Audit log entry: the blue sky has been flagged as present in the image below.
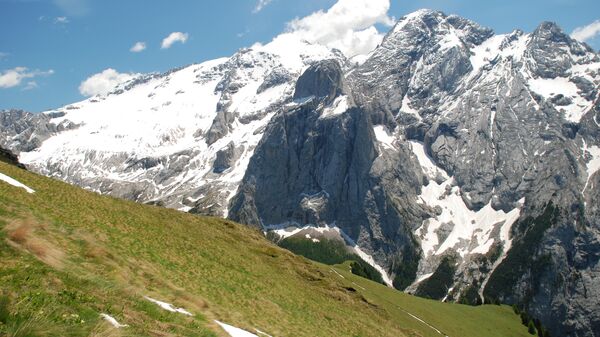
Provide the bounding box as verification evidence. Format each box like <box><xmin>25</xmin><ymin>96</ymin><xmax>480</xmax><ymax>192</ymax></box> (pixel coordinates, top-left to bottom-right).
<box><xmin>1</xmin><ymin>0</ymin><xmax>599</xmax><ymax>112</ymax></box>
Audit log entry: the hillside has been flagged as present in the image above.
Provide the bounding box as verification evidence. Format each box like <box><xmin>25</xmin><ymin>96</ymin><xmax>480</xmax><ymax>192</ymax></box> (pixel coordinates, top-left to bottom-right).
<box><xmin>0</xmin><ymin>161</ymin><xmax>530</xmax><ymax>337</ymax></box>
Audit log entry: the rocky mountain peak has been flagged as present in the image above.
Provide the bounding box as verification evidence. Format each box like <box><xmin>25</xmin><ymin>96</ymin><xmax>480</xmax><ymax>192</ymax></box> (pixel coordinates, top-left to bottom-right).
<box><xmin>531</xmin><ymin>21</ymin><xmax>570</xmax><ymax>43</ymax></box>
<box><xmin>386</xmin><ymin>9</ymin><xmax>492</xmax><ymax>49</ymax></box>
<box><xmin>526</xmin><ymin>20</ymin><xmax>598</xmax><ymax>78</ymax></box>
<box><xmin>293</xmin><ymin>59</ymin><xmax>346</xmax><ymax>104</ymax></box>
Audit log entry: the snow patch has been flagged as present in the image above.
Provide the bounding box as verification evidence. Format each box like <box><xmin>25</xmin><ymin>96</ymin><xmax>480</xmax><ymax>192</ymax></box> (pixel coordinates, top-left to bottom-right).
<box><xmin>100</xmin><ymin>314</ymin><xmax>128</xmax><ymax>328</ymax></box>
<box><xmin>416</xmin><ymin>272</ymin><xmax>434</xmax><ymax>284</ymax></box>
<box><xmin>144</xmin><ymin>297</ymin><xmax>193</xmax><ymax>316</ymax></box>
<box><xmin>399</xmin><ymin>308</ymin><xmax>447</xmax><ymax>336</ymax></box>
<box><xmin>0</xmin><ymin>172</ymin><xmax>35</xmax><ymax>193</ymax></box>
<box><xmin>528</xmin><ymin>76</ymin><xmax>592</xmax><ymax>123</ymax></box>
<box><xmin>582</xmin><ymin>141</ymin><xmax>600</xmax><ymax>194</ymax></box>
<box><xmin>413</xmin><ymin>157</ymin><xmax>525</xmax><ymax>266</ymax></box>
<box><xmin>321</xmin><ymin>95</ymin><xmax>349</xmax><ymax>118</ymax></box>
<box><xmin>409</xmin><ymin>141</ymin><xmax>449</xmax><ymax>181</ymax></box>
<box><xmin>416</xmin><ymin>177</ymin><xmax>522</xmax><ymax>258</ymax></box>
<box><xmin>438</xmin><ymin>30</ymin><xmax>461</xmax><ymax>51</ymax></box>
<box><xmin>373</xmin><ymin>126</ymin><xmax>396</xmax><ymax>151</ymax></box>
<box><xmin>215</xmin><ymin>320</ymin><xmax>260</xmax><ymax>337</ymax></box>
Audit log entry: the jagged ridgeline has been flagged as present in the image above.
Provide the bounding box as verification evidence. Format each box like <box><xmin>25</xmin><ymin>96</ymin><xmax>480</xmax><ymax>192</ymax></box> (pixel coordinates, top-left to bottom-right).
<box><xmin>1</xmin><ymin>9</ymin><xmax>600</xmax><ymax>337</ymax></box>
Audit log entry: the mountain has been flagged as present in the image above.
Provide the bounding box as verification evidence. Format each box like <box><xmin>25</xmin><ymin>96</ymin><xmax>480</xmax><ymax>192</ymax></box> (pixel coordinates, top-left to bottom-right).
<box><xmin>1</xmin><ymin>9</ymin><xmax>600</xmax><ymax>337</ymax></box>
<box><xmin>0</xmin><ymin>161</ymin><xmax>532</xmax><ymax>337</ymax></box>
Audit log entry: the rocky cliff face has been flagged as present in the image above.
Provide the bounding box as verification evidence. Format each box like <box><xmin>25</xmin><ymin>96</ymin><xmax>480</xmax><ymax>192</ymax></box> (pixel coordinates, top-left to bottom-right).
<box><xmin>1</xmin><ymin>9</ymin><xmax>600</xmax><ymax>336</ymax></box>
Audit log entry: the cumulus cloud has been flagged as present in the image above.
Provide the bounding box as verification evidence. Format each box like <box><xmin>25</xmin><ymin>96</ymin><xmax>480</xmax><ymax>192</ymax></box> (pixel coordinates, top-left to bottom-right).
<box><xmin>278</xmin><ymin>0</ymin><xmax>394</xmax><ymax>58</ymax></box>
<box><xmin>253</xmin><ymin>0</ymin><xmax>274</xmax><ymax>13</ymax></box>
<box><xmin>78</xmin><ymin>68</ymin><xmax>139</xmax><ymax>97</ymax></box>
<box><xmin>571</xmin><ymin>20</ymin><xmax>600</xmax><ymax>43</ymax></box>
<box><xmin>161</xmin><ymin>32</ymin><xmax>189</xmax><ymax>49</ymax></box>
<box><xmin>130</xmin><ymin>41</ymin><xmax>147</xmax><ymax>53</ymax></box>
<box><xmin>0</xmin><ymin>67</ymin><xmax>54</xmax><ymax>89</ymax></box>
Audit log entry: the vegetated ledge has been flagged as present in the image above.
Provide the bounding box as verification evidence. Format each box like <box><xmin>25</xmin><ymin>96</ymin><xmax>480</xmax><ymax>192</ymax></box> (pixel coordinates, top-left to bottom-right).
<box><xmin>276</xmin><ymin>235</ymin><xmax>385</xmax><ymax>285</ymax></box>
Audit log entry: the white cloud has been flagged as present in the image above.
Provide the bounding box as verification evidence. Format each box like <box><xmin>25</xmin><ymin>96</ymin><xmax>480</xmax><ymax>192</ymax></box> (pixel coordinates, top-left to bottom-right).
<box><xmin>54</xmin><ymin>16</ymin><xmax>69</xmax><ymax>24</ymax></box>
<box><xmin>571</xmin><ymin>20</ymin><xmax>600</xmax><ymax>43</ymax></box>
<box><xmin>161</xmin><ymin>32</ymin><xmax>189</xmax><ymax>49</ymax></box>
<box><xmin>253</xmin><ymin>0</ymin><xmax>273</xmax><ymax>13</ymax></box>
<box><xmin>23</xmin><ymin>81</ymin><xmax>38</xmax><ymax>91</ymax></box>
<box><xmin>0</xmin><ymin>67</ymin><xmax>54</xmax><ymax>89</ymax></box>
<box><xmin>279</xmin><ymin>0</ymin><xmax>394</xmax><ymax>58</ymax></box>
<box><xmin>130</xmin><ymin>42</ymin><xmax>147</xmax><ymax>53</ymax></box>
<box><xmin>78</xmin><ymin>68</ymin><xmax>139</xmax><ymax>97</ymax></box>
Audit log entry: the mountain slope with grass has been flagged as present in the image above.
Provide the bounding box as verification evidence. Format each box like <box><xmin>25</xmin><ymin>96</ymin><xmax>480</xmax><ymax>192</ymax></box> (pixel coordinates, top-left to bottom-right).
<box><xmin>0</xmin><ymin>161</ymin><xmax>530</xmax><ymax>337</ymax></box>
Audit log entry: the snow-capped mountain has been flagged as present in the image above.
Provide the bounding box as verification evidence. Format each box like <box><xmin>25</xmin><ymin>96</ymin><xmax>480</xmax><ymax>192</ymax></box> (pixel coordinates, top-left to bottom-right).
<box><xmin>2</xmin><ymin>36</ymin><xmax>343</xmax><ymax>217</ymax></box>
<box><xmin>2</xmin><ymin>9</ymin><xmax>600</xmax><ymax>337</ymax></box>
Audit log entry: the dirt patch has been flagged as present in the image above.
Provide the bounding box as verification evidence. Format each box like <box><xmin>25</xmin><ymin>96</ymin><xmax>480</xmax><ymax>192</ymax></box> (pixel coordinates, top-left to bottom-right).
<box><xmin>5</xmin><ymin>218</ymin><xmax>65</xmax><ymax>269</ymax></box>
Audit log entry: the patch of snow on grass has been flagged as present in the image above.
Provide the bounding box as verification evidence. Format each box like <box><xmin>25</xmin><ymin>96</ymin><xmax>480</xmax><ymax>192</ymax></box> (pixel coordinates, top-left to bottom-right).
<box><xmin>399</xmin><ymin>308</ymin><xmax>446</xmax><ymax>336</ymax></box>
<box><xmin>215</xmin><ymin>321</ymin><xmax>260</xmax><ymax>337</ymax></box>
<box><xmin>144</xmin><ymin>297</ymin><xmax>193</xmax><ymax>316</ymax></box>
<box><xmin>254</xmin><ymin>329</ymin><xmax>273</xmax><ymax>337</ymax></box>
<box><xmin>100</xmin><ymin>314</ymin><xmax>128</xmax><ymax>328</ymax></box>
<box><xmin>0</xmin><ymin>172</ymin><xmax>35</xmax><ymax>193</ymax></box>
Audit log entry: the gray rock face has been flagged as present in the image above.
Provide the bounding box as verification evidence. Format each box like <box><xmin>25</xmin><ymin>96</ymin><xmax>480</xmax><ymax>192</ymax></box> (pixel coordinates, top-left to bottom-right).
<box><xmin>0</xmin><ymin>146</ymin><xmax>25</xmax><ymax>169</ymax></box>
<box><xmin>230</xmin><ymin>59</ymin><xmax>425</xmax><ymax>280</ymax></box>
<box><xmin>213</xmin><ymin>142</ymin><xmax>242</xmax><ymax>174</ymax></box>
<box><xmin>229</xmin><ymin>11</ymin><xmax>600</xmax><ymax>337</ymax></box>
<box><xmin>293</xmin><ymin>60</ymin><xmax>346</xmax><ymax>104</ymax></box>
<box><xmin>0</xmin><ymin>109</ymin><xmax>77</xmax><ymax>152</ymax></box>
<box><xmin>2</xmin><ymin>9</ymin><xmax>600</xmax><ymax>337</ymax></box>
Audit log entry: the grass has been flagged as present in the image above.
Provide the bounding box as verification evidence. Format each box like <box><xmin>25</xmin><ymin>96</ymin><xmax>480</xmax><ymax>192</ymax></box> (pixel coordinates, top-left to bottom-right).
<box><xmin>0</xmin><ymin>161</ymin><xmax>532</xmax><ymax>337</ymax></box>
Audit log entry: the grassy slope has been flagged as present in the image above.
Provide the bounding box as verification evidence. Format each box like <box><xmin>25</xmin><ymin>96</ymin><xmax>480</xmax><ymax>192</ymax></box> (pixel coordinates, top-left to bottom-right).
<box><xmin>0</xmin><ymin>162</ymin><xmax>531</xmax><ymax>337</ymax></box>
